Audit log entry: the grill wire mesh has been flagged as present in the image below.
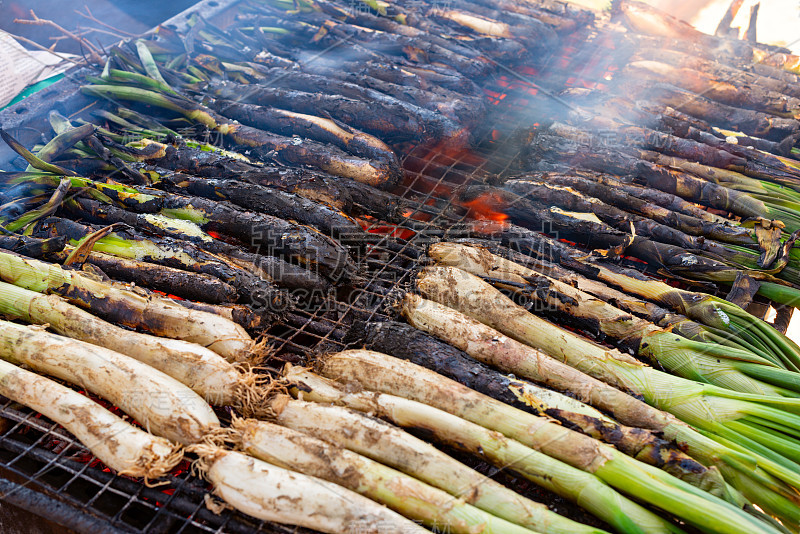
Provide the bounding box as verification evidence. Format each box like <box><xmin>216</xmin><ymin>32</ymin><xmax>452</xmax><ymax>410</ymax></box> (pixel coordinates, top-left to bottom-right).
<box><xmin>0</xmin><ymin>70</ymin><xmax>552</xmax><ymax>533</ymax></box>
<box><xmin>0</xmin><ymin>25</ymin><xmax>644</xmax><ymax>534</ymax></box>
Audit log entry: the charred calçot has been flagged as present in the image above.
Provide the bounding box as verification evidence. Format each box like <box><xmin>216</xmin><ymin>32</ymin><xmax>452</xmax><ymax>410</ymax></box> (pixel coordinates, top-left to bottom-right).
<box><xmin>122</xmin><ymin>139</ymin><xmax>355</xmax><ymax>211</ymax></box>
<box><xmin>122</xmin><ymin>139</ymin><xmax>411</xmax><ymax>221</ymax></box>
<box><xmin>458</xmin><ymin>185</ymin><xmax>761</xmax><ymax>286</ymax></box>
<box><xmin>65</xmin><ymin>193</ymin><xmax>358</xmax><ymax>284</ymax></box>
<box><xmin>204</xmin><ymin>79</ymin><xmax>467</xmax><ymax>145</ymax></box>
<box><xmin>82</xmin><ymin>85</ymin><xmax>402</xmax><ymax>189</ymax></box>
<box><xmin>30</xmin><ymin>217</ymin><xmax>295</xmax><ymax>316</ymax></box>
<box><xmin>348</xmin><ymin>319</ymin><xmax>718</xmax><ymax>486</ymax></box>
<box><xmin>4</xmin><ymin>0</ymin><xmax>800</xmax><ymax>531</ymax></box>
<box><xmin>202</xmin><ymin>97</ymin><xmax>402</xmax><ymax>169</ymax></box>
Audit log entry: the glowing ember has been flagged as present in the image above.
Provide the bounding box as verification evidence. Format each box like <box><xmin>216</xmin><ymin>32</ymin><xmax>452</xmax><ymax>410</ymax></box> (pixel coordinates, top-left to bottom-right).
<box><xmin>358</xmin><ymin>217</ymin><xmax>416</xmax><ymax>241</ymax></box>
<box><xmin>461</xmin><ymin>192</ymin><xmax>510</xmax><ymax>223</ymax></box>
<box><xmin>467</xmin><ymin>220</ymin><xmax>511</xmax><ymax>234</ymax></box>
<box><xmin>151</xmin><ymin>289</ymin><xmax>185</xmax><ymax>301</ymax></box>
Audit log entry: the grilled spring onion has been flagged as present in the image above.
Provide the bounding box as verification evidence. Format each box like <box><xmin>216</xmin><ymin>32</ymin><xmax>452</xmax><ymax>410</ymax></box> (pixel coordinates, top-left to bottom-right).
<box><xmin>565</xmin><ymin>255</ymin><xmax>800</xmax><ymax>372</ymax></box>
<box><xmin>0</xmin><ymin>233</ymin><xmax>65</xmax><ymax>258</ymax></box>
<box><xmin>232</xmin><ymin>418</ymin><xmax>541</xmax><ymax>534</ymax></box>
<box><xmin>482</xmin><ymin>227</ymin><xmax>800</xmax><ymax>372</ymax></box>
<box><xmin>428</xmin><ymin>242</ymin><xmax>800</xmax><ymax>395</ymax></box>
<box><xmin>0</xmin><ymin>358</ymin><xmax>182</xmax><ymax>481</ymax></box>
<box><xmin>0</xmin><ymin>319</ymin><xmax>219</xmax><ymax>445</ymax></box>
<box><xmin>205</xmin><ymin>98</ymin><xmax>401</xmax><ymax>169</ymax></box>
<box><xmin>284</xmin><ymin>367</ymin><xmax>672</xmax><ymax>534</ymax></box>
<box><xmin>398</xmin><ymin>294</ymin><xmax>800</xmax><ymax>524</ymax></box>
<box><xmin>353</xmin><ymin>318</ymin><xmax>726</xmax><ymax>494</ymax></box>
<box><xmin>507</xmin><ymin>173</ymin><xmax>756</xmax><ymax>247</ymax></box>
<box><xmin>265</xmin><ymin>396</ymin><xmax>606</xmax><ymax>534</ymax></box>
<box><xmin>33</xmin><ymin>216</ymin><xmax>326</xmax><ymax>296</ymax></box>
<box><xmin>317</xmin><ymin>350</ymin><xmax>781</xmax><ymax>534</ymax></box>
<box><xmin>81</xmin><ymin>85</ymin><xmax>401</xmax><ymax>189</ymax></box>
<box><xmin>22</xmin><ymin>172</ymin><xmax>356</xmax><ymax>283</ymax></box>
<box><xmin>0</xmin><ymin>281</ymin><xmax>253</xmax><ymax>406</ymax></box>
<box><xmin>414</xmin><ymin>267</ymin><xmax>800</xmax><ymax>493</ymax></box>
<box><xmin>446</xmin><ymin>238</ymin><xmax>770</xmax><ymax>360</ymax></box>
<box><xmin>190</xmin><ymin>446</ymin><xmax>429</xmax><ymax>534</ymax></box>
<box><xmin>54</xmin><ymin>245</ymin><xmax>239</xmax><ymax>304</ymax></box>
<box><xmin>0</xmin><ymin>250</ymin><xmax>253</xmax><ymax>361</ymax></box>
<box><xmin>67</xmin><ymin>193</ymin><xmax>356</xmax><ymax>285</ymax></box>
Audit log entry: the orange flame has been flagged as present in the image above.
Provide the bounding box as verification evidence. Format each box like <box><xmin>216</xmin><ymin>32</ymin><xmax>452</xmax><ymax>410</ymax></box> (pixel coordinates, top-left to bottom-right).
<box><xmin>358</xmin><ymin>216</ymin><xmax>416</xmax><ymax>241</ymax></box>
<box><xmin>461</xmin><ymin>192</ymin><xmax>510</xmax><ymax>223</ymax></box>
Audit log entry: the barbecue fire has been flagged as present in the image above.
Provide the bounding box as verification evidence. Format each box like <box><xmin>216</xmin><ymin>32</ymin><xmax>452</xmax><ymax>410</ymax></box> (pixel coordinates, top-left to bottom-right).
<box><xmin>3</xmin><ymin>0</ymin><xmax>800</xmax><ymax>532</ymax></box>
<box><xmin>460</xmin><ymin>191</ymin><xmax>510</xmax><ymax>222</ymax></box>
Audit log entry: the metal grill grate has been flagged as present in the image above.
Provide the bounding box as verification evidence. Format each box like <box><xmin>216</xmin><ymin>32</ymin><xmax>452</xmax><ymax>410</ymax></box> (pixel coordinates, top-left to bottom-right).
<box><xmin>0</xmin><ymin>71</ymin><xmax>550</xmax><ymax>531</ymax></box>
<box><xmin>0</xmin><ymin>21</ymin><xmax>698</xmax><ymax>533</ymax></box>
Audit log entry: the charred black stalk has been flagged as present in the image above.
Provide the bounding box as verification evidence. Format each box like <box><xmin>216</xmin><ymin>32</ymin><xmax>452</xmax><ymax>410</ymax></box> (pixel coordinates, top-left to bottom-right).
<box><xmin>630</xmin><ymin>47</ymin><xmax>800</xmax><ymax>100</ymax></box>
<box><xmin>448</xmin><ymin>0</ymin><xmax>584</xmax><ymax>34</ymax></box>
<box><xmin>637</xmin><ymin>152</ymin><xmax>800</xmax><ymax>223</ymax></box>
<box><xmin>337</xmin><ymin>179</ymin><xmax>408</xmax><ymax>222</ymax></box>
<box><xmin>752</xmin><ymin>62</ymin><xmax>800</xmax><ymax>85</ymax></box>
<box><xmin>204</xmin><ymin>78</ymin><xmax>468</xmax><ymax>144</ymax></box>
<box><xmin>347</xmin><ymin>319</ymin><xmax>722</xmax><ymax>487</ymax></box>
<box><xmin>615</xmin><ymin>81</ymin><xmax>800</xmax><ymax>141</ymax></box>
<box><xmin>459</xmin><ymin>186</ymin><xmax>785</xmax><ymax>289</ymax></box>
<box><xmin>383</xmin><ymin>63</ymin><xmax>483</xmax><ymax>96</ymax></box>
<box><xmin>82</xmin><ymin>85</ymin><xmax>401</xmax><ymax>188</ymax></box>
<box><xmin>569</xmin><ymin>91</ymin><xmax>798</xmax><ymax>159</ymax></box>
<box><xmin>619</xmin><ymin>32</ymin><xmax>799</xmax><ymax>91</ymax></box>
<box><xmin>362</xmin><ymin>2</ymin><xmax>530</xmax><ymax>61</ymax></box>
<box><xmin>260</xmin><ymin>10</ymin><xmax>501</xmax><ymax>77</ymax></box>
<box><xmin>655</xmin><ymin>119</ymin><xmax>800</xmax><ymax>169</ymax></box>
<box><xmin>463</xmin><ymin>0</ymin><xmax>595</xmax><ymax>33</ymax></box>
<box><xmin>345</xmin><ymin>0</ymin><xmax>558</xmax><ymax>56</ymax></box>
<box><xmin>544</xmin><ymin>166</ymin><xmax>733</xmax><ymax>224</ymax></box>
<box><xmin>274</xmin><ymin>60</ymin><xmax>487</xmax><ymax>128</ymax></box>
<box><xmin>156</xmin><ymin>193</ymin><xmax>359</xmax><ymax>282</ymax></box>
<box><xmin>84</xmin><ymin>135</ymin><xmax>150</xmax><ymax>185</ymax></box>
<box><xmin>310</xmin><ymin>0</ymin><xmax>478</xmax><ymax>56</ymax></box>
<box><xmin>31</xmin><ymin>217</ymin><xmax>297</xmax><ymax>312</ymax></box>
<box><xmin>506</xmin><ymin>173</ymin><xmax>756</xmax><ymax>246</ymax></box>
<box><xmin>552</xmin><ymin>119</ymin><xmax>800</xmax><ymax>186</ymax></box>
<box><xmin>623</xmin><ymin>60</ymin><xmax>800</xmax><ymax>117</ymax></box>
<box><xmin>121</xmin><ymin>139</ymin><xmax>354</xmax><ymax>212</ymax></box>
<box><xmin>476</xmin><ymin>182</ymin><xmax>708</xmax><ymax>258</ymax></box>
<box><xmin>619</xmin><ymin>0</ymin><xmax>800</xmax><ymax>77</ymax></box>
<box><xmin>418</xmin><ymin>1</ymin><xmax>559</xmax><ymax>51</ymax></box>
<box><xmin>528</xmin><ymin>134</ymin><xmax>776</xmax><ymax>221</ymax></box>
<box><xmin>66</xmin><ymin>195</ymin><xmax>358</xmax><ymax>283</ymax></box>
<box><xmin>632</xmin><ymin>160</ymin><xmax>774</xmax><ymax>220</ymax></box>
<box><xmin>507</xmin><ymin>178</ymin><xmax>800</xmax><ymax>284</ymax></box>
<box><xmin>32</xmin><ymin>216</ymin><xmax>326</xmax><ymax>294</ymax></box>
<box><xmin>266</xmin><ymin>40</ymin><xmax>482</xmax><ymax>96</ymax></box>
<box><xmin>56</xmin><ymin>250</ymin><xmax>237</xmax><ymax>304</ymax></box>
<box><xmin>0</xmin><ymin>234</ymin><xmax>66</xmax><ymax>258</ymax></box>
<box><xmin>203</xmin><ymin>97</ymin><xmax>401</xmax><ymax>169</ymax></box>
<box><xmin>145</xmin><ymin>169</ymin><xmax>365</xmax><ymax>239</ymax></box>
<box><xmin>303</xmin><ymin>1</ymin><xmax>497</xmax><ymax>65</ymax></box>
